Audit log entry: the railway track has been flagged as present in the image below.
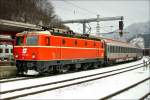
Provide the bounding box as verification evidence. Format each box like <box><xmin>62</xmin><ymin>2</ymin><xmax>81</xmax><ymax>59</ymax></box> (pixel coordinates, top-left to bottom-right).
<box><xmin>0</xmin><ymin>60</ymin><xmax>148</xmax><ymax>100</ymax></box>
<box><xmin>100</xmin><ymin>58</ymin><xmax>150</xmax><ymax>100</ymax></box>
<box><xmin>0</xmin><ymin>77</ymin><xmax>33</xmax><ymax>83</ymax></box>
<box><xmin>100</xmin><ymin>77</ymin><xmax>150</xmax><ymax>100</ymax></box>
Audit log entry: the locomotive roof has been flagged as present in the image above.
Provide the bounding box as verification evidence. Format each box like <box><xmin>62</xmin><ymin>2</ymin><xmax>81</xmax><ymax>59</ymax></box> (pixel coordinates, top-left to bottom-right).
<box><xmin>16</xmin><ymin>31</ymin><xmax>103</xmax><ymax>41</ymax></box>
<box><xmin>16</xmin><ymin>31</ymin><xmax>51</xmax><ymax>36</ymax></box>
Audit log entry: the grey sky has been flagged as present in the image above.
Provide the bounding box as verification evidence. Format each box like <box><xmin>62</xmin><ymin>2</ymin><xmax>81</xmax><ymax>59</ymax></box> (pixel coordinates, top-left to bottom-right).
<box><xmin>51</xmin><ymin>0</ymin><xmax>149</xmax><ymax>33</ymax></box>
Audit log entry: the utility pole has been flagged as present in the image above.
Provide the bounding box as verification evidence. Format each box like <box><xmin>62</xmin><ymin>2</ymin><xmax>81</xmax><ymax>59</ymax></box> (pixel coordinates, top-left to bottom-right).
<box><xmin>83</xmin><ymin>22</ymin><xmax>86</xmax><ymax>34</ymax></box>
<box><xmin>96</xmin><ymin>14</ymin><xmax>100</xmax><ymax>34</ymax></box>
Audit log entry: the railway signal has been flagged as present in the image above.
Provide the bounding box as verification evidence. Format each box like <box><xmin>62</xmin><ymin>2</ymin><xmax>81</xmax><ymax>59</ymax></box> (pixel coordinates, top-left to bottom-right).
<box><xmin>119</xmin><ymin>20</ymin><xmax>124</xmax><ymax>36</ymax></box>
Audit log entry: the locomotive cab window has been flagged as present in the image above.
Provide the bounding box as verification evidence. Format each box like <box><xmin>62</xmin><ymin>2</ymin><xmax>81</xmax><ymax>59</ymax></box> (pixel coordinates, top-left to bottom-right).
<box><xmin>16</xmin><ymin>36</ymin><xmax>24</xmax><ymax>45</ymax></box>
<box><xmin>26</xmin><ymin>36</ymin><xmax>38</xmax><ymax>45</ymax></box>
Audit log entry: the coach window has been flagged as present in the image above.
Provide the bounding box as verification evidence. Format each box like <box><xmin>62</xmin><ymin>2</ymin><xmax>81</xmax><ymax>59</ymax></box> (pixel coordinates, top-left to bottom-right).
<box><xmin>107</xmin><ymin>46</ymin><xmax>109</xmax><ymax>53</ymax></box>
<box><xmin>110</xmin><ymin>46</ymin><xmax>112</xmax><ymax>53</ymax></box>
<box><xmin>112</xmin><ymin>46</ymin><xmax>113</xmax><ymax>53</ymax></box>
<box><xmin>120</xmin><ymin>47</ymin><xmax>121</xmax><ymax>53</ymax></box>
<box><xmin>45</xmin><ymin>37</ymin><xmax>50</xmax><ymax>46</ymax></box>
<box><xmin>112</xmin><ymin>46</ymin><xmax>114</xmax><ymax>53</ymax></box>
<box><xmin>113</xmin><ymin>46</ymin><xmax>115</xmax><ymax>53</ymax></box>
<box><xmin>129</xmin><ymin>48</ymin><xmax>131</xmax><ymax>53</ymax></box>
<box><xmin>0</xmin><ymin>49</ymin><xmax>2</xmax><ymax>53</ymax></box>
<box><xmin>114</xmin><ymin>46</ymin><xmax>116</xmax><ymax>53</ymax></box>
<box><xmin>109</xmin><ymin>46</ymin><xmax>111</xmax><ymax>53</ymax></box>
<box><xmin>11</xmin><ymin>49</ymin><xmax>13</xmax><ymax>53</ymax></box>
<box><xmin>5</xmin><ymin>49</ymin><xmax>9</xmax><ymax>53</ymax></box>
<box><xmin>117</xmin><ymin>46</ymin><xmax>119</xmax><ymax>53</ymax></box>
<box><xmin>124</xmin><ymin>48</ymin><xmax>126</xmax><ymax>53</ymax></box>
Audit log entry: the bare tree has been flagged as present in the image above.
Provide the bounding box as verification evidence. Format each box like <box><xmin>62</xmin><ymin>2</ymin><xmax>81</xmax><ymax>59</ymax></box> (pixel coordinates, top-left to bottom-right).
<box><xmin>0</xmin><ymin>0</ymin><xmax>68</xmax><ymax>29</ymax></box>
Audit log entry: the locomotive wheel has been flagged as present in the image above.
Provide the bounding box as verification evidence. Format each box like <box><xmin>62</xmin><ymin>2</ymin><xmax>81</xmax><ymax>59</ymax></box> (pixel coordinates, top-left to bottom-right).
<box><xmin>62</xmin><ymin>65</ymin><xmax>70</xmax><ymax>73</ymax></box>
<box><xmin>80</xmin><ymin>63</ymin><xmax>90</xmax><ymax>70</ymax></box>
<box><xmin>92</xmin><ymin>63</ymin><xmax>99</xmax><ymax>69</ymax></box>
<box><xmin>54</xmin><ymin>65</ymin><xmax>70</xmax><ymax>73</ymax></box>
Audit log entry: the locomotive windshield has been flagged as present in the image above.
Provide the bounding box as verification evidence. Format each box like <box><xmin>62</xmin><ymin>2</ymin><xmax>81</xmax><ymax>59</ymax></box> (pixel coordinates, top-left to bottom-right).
<box><xmin>16</xmin><ymin>37</ymin><xmax>24</xmax><ymax>45</ymax></box>
<box><xmin>26</xmin><ymin>36</ymin><xmax>38</xmax><ymax>45</ymax></box>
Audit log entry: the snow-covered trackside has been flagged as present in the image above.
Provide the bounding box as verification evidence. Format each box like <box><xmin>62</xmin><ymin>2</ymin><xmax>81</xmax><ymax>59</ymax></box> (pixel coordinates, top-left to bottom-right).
<box><xmin>0</xmin><ymin>57</ymin><xmax>150</xmax><ymax>99</ymax></box>
<box><xmin>19</xmin><ymin>66</ymin><xmax>150</xmax><ymax>99</ymax></box>
<box><xmin>0</xmin><ymin>77</ymin><xmax>27</xmax><ymax>83</ymax></box>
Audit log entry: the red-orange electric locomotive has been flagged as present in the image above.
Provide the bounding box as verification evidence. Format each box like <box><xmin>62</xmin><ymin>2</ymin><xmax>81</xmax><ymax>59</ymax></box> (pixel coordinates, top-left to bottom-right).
<box><xmin>14</xmin><ymin>31</ymin><xmax>104</xmax><ymax>75</ymax></box>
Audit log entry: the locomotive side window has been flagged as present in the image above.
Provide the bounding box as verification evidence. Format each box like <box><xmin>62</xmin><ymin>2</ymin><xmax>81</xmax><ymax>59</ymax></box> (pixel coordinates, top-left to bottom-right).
<box><xmin>16</xmin><ymin>37</ymin><xmax>24</xmax><ymax>45</ymax></box>
<box><xmin>62</xmin><ymin>39</ymin><xmax>66</xmax><ymax>45</ymax></box>
<box><xmin>26</xmin><ymin>36</ymin><xmax>38</xmax><ymax>45</ymax></box>
<box><xmin>85</xmin><ymin>41</ymin><xmax>87</xmax><ymax>46</ymax></box>
<box><xmin>74</xmin><ymin>40</ymin><xmax>77</xmax><ymax>46</ymax></box>
<box><xmin>94</xmin><ymin>42</ymin><xmax>96</xmax><ymax>47</ymax></box>
<box><xmin>45</xmin><ymin>37</ymin><xmax>50</xmax><ymax>46</ymax></box>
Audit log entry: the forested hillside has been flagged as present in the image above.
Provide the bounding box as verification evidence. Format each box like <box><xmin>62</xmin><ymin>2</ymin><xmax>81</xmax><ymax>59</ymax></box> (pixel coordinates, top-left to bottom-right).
<box><xmin>0</xmin><ymin>0</ymin><xmax>67</xmax><ymax>29</ymax></box>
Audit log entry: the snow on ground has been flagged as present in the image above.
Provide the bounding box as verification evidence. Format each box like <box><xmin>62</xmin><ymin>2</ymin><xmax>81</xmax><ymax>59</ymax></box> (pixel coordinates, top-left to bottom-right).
<box><xmin>0</xmin><ymin>57</ymin><xmax>150</xmax><ymax>99</ymax></box>
<box><xmin>19</xmin><ymin>65</ymin><xmax>150</xmax><ymax>99</ymax></box>
<box><xmin>111</xmin><ymin>79</ymin><xmax>150</xmax><ymax>99</ymax></box>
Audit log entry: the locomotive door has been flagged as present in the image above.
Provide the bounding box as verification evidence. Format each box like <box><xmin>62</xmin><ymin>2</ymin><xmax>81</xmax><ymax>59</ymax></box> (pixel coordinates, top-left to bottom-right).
<box><xmin>50</xmin><ymin>36</ymin><xmax>61</xmax><ymax>60</ymax></box>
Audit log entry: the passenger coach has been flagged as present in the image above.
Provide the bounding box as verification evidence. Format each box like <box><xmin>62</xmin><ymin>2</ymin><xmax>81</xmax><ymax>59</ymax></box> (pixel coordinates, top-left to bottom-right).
<box><xmin>103</xmin><ymin>39</ymin><xmax>142</xmax><ymax>65</ymax></box>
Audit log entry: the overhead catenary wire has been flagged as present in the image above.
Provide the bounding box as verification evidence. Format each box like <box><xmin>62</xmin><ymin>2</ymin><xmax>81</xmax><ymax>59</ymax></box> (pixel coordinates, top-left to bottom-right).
<box><xmin>52</xmin><ymin>0</ymin><xmax>96</xmax><ymax>18</ymax></box>
<box><xmin>62</xmin><ymin>0</ymin><xmax>97</xmax><ymax>15</ymax></box>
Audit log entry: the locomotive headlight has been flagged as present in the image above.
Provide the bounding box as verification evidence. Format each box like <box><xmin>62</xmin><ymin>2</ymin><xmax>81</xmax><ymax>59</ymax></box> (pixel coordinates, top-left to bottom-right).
<box><xmin>15</xmin><ymin>55</ymin><xmax>18</xmax><ymax>58</ymax></box>
<box><xmin>32</xmin><ymin>54</ymin><xmax>35</xmax><ymax>59</ymax></box>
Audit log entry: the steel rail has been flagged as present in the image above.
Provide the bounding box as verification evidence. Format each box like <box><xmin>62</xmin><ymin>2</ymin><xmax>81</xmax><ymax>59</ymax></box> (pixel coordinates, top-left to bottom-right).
<box><xmin>139</xmin><ymin>92</ymin><xmax>150</xmax><ymax>100</ymax></box>
<box><xmin>0</xmin><ymin>62</ymin><xmax>144</xmax><ymax>94</ymax></box>
<box><xmin>1</xmin><ymin>64</ymin><xmax>145</xmax><ymax>100</ymax></box>
<box><xmin>0</xmin><ymin>77</ymin><xmax>36</xmax><ymax>83</ymax></box>
<box><xmin>100</xmin><ymin>77</ymin><xmax>150</xmax><ymax>100</ymax></box>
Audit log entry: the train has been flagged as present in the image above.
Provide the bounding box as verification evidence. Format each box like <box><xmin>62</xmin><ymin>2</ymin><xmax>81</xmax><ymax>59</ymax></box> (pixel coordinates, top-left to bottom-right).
<box><xmin>0</xmin><ymin>44</ymin><xmax>14</xmax><ymax>62</ymax></box>
<box><xmin>13</xmin><ymin>30</ymin><xmax>143</xmax><ymax>75</ymax></box>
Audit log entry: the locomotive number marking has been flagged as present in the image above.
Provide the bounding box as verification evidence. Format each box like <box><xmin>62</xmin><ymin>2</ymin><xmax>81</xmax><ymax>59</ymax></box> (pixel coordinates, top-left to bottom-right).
<box><xmin>22</xmin><ymin>48</ymin><xmax>27</xmax><ymax>53</ymax></box>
